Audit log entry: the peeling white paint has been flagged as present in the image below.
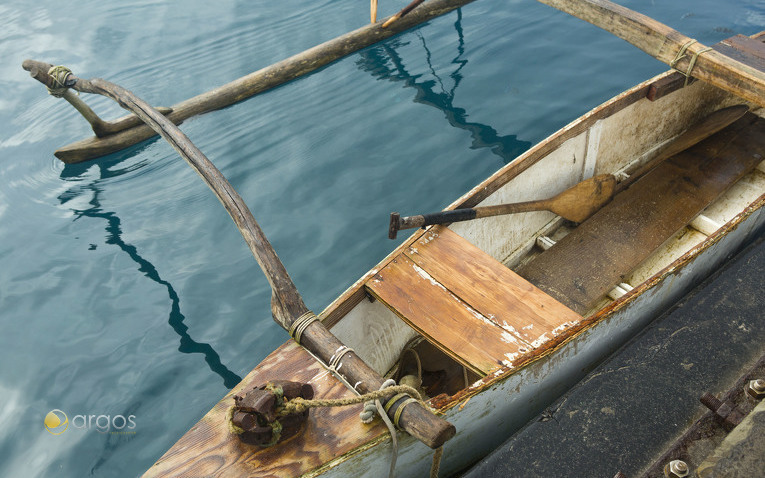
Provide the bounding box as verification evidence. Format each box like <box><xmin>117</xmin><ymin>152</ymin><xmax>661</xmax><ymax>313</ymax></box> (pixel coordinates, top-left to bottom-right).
<box><xmin>500</xmin><ymin>331</ymin><xmax>520</xmax><ymax>345</ymax></box>
<box><xmin>552</xmin><ymin>322</ymin><xmax>577</xmax><ymax>336</ymax></box>
<box><xmin>530</xmin><ymin>333</ymin><xmax>550</xmax><ymax>348</ymax></box>
<box><xmin>412</xmin><ymin>263</ymin><xmax>446</xmax><ymax>290</ymax></box>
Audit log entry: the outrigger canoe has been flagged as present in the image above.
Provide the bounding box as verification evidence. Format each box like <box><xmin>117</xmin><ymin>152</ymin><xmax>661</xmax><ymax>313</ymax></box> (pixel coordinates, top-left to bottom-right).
<box><xmin>142</xmin><ymin>34</ymin><xmax>765</xmax><ymax>477</ymax></box>
<box><xmin>21</xmin><ymin>0</ymin><xmax>765</xmax><ymax>475</ymax></box>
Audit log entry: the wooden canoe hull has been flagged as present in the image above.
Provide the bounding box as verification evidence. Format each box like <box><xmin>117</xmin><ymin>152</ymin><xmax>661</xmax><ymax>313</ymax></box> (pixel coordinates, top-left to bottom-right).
<box><xmin>146</xmin><ymin>52</ymin><xmax>765</xmax><ymax>477</ymax></box>
<box><xmin>315</xmin><ymin>196</ymin><xmax>765</xmax><ymax>477</ymax></box>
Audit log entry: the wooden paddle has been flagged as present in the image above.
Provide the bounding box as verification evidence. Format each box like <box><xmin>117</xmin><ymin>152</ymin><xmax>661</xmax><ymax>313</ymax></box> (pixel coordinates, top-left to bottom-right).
<box><xmin>389</xmin><ymin>174</ymin><xmax>616</xmax><ymax>239</ymax></box>
<box><xmin>388</xmin><ymin>104</ymin><xmax>748</xmax><ymax>239</ymax></box>
<box><xmin>23</xmin><ymin>59</ymin><xmax>455</xmax><ymax>449</ymax></box>
<box><xmin>536</xmin><ymin>0</ymin><xmax>765</xmax><ymax>107</ymax></box>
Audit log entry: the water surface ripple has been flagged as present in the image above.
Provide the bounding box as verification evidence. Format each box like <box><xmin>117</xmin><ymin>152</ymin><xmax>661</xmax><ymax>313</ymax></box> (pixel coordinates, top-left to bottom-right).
<box><xmin>0</xmin><ymin>0</ymin><xmax>762</xmax><ymax>476</ymax></box>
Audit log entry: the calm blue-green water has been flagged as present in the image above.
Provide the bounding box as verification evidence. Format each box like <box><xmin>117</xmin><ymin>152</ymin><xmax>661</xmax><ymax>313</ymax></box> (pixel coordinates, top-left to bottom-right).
<box><xmin>0</xmin><ymin>1</ymin><xmax>762</xmax><ymax>476</ymax></box>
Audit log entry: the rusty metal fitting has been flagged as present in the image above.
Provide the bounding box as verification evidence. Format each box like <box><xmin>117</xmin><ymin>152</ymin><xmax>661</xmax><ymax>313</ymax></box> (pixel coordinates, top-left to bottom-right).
<box><xmin>699</xmin><ymin>392</ymin><xmax>744</xmax><ymax>427</ymax></box>
<box><xmin>746</xmin><ymin>378</ymin><xmax>765</xmax><ymax>400</ymax></box>
<box><xmin>231</xmin><ymin>380</ymin><xmax>314</xmax><ymax>447</ymax></box>
<box><xmin>663</xmin><ymin>459</ymin><xmax>689</xmax><ymax>478</ymax></box>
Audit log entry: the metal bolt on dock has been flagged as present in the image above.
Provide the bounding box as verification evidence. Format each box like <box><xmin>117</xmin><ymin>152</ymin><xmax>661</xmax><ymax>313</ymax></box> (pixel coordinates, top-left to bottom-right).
<box><xmin>746</xmin><ymin>378</ymin><xmax>765</xmax><ymax>399</ymax></box>
<box><xmin>664</xmin><ymin>459</ymin><xmax>689</xmax><ymax>478</ymax></box>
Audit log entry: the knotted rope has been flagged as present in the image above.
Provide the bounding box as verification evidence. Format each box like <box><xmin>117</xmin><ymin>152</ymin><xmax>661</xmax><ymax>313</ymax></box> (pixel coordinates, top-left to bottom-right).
<box><xmin>233</xmin><ymin>381</ymin><xmax>442</xmax><ymax>477</ymax></box>
<box><xmin>279</xmin><ymin>382</ymin><xmax>422</xmax><ymax>416</ymax></box>
<box><xmin>46</xmin><ymin>65</ymin><xmax>75</xmax><ymax>97</ymax></box>
<box><xmin>670</xmin><ymin>39</ymin><xmax>713</xmax><ymax>87</ymax></box>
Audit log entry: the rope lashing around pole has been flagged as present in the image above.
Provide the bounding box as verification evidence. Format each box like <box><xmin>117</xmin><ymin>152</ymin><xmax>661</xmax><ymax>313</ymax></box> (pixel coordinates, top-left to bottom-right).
<box><xmin>328</xmin><ymin>345</ymin><xmax>355</xmax><ymax>373</ymax></box>
<box><xmin>670</xmin><ymin>39</ymin><xmax>714</xmax><ymax>87</ymax></box>
<box><xmin>288</xmin><ymin>311</ymin><xmax>319</xmax><ymax>344</ymax></box>
<box><xmin>274</xmin><ymin>381</ymin><xmax>443</xmax><ymax>477</ymax></box>
<box><xmin>46</xmin><ymin>65</ymin><xmax>76</xmax><ymax>97</ymax></box>
<box><xmin>285</xmin><ymin>318</ymin><xmax>445</xmax><ymax>475</ymax></box>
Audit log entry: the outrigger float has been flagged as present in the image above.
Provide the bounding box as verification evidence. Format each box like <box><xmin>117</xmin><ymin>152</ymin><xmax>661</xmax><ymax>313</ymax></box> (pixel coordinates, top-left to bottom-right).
<box><xmin>22</xmin><ymin>0</ymin><xmax>765</xmax><ymax>477</ymax></box>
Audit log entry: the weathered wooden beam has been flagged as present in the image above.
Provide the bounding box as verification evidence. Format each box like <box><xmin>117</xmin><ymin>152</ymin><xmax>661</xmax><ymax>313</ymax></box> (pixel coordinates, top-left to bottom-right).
<box><xmin>23</xmin><ymin>59</ymin><xmax>455</xmax><ymax>449</ymax></box>
<box><xmin>52</xmin><ymin>0</ymin><xmax>479</xmax><ymax>163</ymax></box>
<box><xmin>537</xmin><ymin>0</ymin><xmax>765</xmax><ymax>107</ymax></box>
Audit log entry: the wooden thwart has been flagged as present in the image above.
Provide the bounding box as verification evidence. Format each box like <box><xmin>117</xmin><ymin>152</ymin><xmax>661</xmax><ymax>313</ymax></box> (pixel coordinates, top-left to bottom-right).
<box><xmin>518</xmin><ymin>113</ymin><xmax>765</xmax><ymax>315</ymax></box>
<box><xmin>367</xmin><ymin>228</ymin><xmax>582</xmax><ymax>375</ymax></box>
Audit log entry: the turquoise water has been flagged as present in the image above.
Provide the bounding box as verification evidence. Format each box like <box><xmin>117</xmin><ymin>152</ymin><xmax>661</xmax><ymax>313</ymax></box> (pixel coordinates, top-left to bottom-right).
<box><xmin>0</xmin><ymin>0</ymin><xmax>762</xmax><ymax>476</ymax></box>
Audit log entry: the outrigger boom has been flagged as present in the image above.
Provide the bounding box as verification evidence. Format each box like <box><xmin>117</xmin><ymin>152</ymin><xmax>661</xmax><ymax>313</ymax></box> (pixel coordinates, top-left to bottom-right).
<box><xmin>48</xmin><ymin>0</ymin><xmax>765</xmax><ymax>164</ymax></box>
<box><xmin>22</xmin><ymin>60</ymin><xmax>455</xmax><ymax>451</ymax></box>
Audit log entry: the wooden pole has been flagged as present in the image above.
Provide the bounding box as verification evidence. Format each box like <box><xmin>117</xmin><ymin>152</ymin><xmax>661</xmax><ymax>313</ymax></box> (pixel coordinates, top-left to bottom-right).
<box><xmin>23</xmin><ymin>59</ymin><xmax>455</xmax><ymax>449</ymax></box>
<box><xmin>536</xmin><ymin>0</ymin><xmax>765</xmax><ymax>107</ymax></box>
<box><xmin>52</xmin><ymin>0</ymin><xmax>479</xmax><ymax>163</ymax></box>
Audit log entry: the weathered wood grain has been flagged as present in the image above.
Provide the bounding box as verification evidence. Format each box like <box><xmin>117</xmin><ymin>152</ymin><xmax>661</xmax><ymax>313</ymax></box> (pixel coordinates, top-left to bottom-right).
<box><xmin>537</xmin><ymin>0</ymin><xmax>765</xmax><ymax>107</ymax></box>
<box><xmin>403</xmin><ymin>228</ymin><xmax>581</xmax><ymax>347</ymax></box>
<box><xmin>517</xmin><ymin>113</ymin><xmax>765</xmax><ymax>315</ymax></box>
<box><xmin>23</xmin><ymin>59</ymin><xmax>454</xmax><ymax>449</ymax></box>
<box><xmin>367</xmin><ymin>254</ymin><xmax>531</xmax><ymax>376</ymax></box>
<box><xmin>144</xmin><ymin>341</ymin><xmax>389</xmax><ymax>478</ymax></box>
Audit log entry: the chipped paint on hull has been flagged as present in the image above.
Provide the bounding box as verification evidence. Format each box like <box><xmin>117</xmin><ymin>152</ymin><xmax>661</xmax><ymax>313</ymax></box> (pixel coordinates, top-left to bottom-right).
<box><xmin>147</xmin><ymin>56</ymin><xmax>765</xmax><ymax>476</ymax></box>
<box><xmin>313</xmin><ymin>195</ymin><xmax>764</xmax><ymax>478</ymax></box>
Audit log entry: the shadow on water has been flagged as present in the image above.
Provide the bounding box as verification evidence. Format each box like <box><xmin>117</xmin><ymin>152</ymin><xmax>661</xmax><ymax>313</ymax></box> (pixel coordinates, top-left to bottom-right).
<box><xmin>58</xmin><ymin>148</ymin><xmax>242</xmax><ymax>390</ymax></box>
<box><xmin>357</xmin><ymin>9</ymin><xmax>531</xmax><ymax>164</ymax></box>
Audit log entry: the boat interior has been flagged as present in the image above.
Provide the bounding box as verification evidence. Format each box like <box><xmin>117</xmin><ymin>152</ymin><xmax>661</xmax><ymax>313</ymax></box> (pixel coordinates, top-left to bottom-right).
<box><xmin>146</xmin><ymin>35</ymin><xmax>765</xmax><ymax>478</ymax></box>
<box><xmin>327</xmin><ymin>80</ymin><xmax>765</xmax><ymax>404</ymax></box>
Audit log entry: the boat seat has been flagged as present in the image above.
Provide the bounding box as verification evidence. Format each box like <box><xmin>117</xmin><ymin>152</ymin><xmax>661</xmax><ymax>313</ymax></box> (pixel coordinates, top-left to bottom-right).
<box><xmin>365</xmin><ymin>227</ymin><xmax>582</xmax><ymax>376</ymax></box>
<box><xmin>517</xmin><ymin>113</ymin><xmax>765</xmax><ymax>315</ymax></box>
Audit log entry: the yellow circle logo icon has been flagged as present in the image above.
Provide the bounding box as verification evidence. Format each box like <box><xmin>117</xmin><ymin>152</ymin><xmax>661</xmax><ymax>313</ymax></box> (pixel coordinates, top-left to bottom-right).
<box><xmin>44</xmin><ymin>409</ymin><xmax>69</xmax><ymax>435</ymax></box>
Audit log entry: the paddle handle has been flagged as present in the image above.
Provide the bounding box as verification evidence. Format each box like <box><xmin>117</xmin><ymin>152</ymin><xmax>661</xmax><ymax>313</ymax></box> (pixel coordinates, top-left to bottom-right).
<box><xmin>389</xmin><ymin>201</ymin><xmax>544</xmax><ymax>239</ymax></box>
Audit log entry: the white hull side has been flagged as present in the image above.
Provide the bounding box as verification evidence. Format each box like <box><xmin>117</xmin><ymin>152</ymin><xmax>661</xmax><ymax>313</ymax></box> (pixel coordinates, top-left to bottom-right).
<box><xmin>313</xmin><ymin>199</ymin><xmax>765</xmax><ymax>477</ymax></box>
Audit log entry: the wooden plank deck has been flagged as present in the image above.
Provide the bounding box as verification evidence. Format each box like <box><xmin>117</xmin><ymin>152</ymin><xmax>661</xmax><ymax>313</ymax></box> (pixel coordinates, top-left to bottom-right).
<box><xmin>517</xmin><ymin>113</ymin><xmax>765</xmax><ymax>315</ymax></box>
<box><xmin>143</xmin><ymin>341</ymin><xmax>388</xmax><ymax>478</ymax></box>
<box><xmin>367</xmin><ymin>227</ymin><xmax>582</xmax><ymax>376</ymax></box>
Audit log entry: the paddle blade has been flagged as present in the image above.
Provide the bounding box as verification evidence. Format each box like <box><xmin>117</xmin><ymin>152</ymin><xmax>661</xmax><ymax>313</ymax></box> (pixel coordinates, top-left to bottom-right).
<box><xmin>548</xmin><ymin>174</ymin><xmax>617</xmax><ymax>223</ymax></box>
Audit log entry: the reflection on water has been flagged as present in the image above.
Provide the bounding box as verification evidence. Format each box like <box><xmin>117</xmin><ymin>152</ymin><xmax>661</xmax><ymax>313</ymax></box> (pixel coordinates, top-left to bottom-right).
<box><xmin>356</xmin><ymin>10</ymin><xmax>531</xmax><ymax>164</ymax></box>
<box><xmin>58</xmin><ymin>158</ymin><xmax>242</xmax><ymax>389</ymax></box>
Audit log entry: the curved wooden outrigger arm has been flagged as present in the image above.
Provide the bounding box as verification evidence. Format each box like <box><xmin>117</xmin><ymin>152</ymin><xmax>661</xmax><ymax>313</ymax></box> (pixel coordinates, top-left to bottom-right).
<box><xmin>22</xmin><ymin>59</ymin><xmax>455</xmax><ymax>449</ymax></box>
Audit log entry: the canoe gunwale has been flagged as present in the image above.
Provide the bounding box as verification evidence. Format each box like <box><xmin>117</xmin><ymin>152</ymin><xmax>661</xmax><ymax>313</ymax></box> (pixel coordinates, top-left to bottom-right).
<box><xmin>145</xmin><ymin>56</ymin><xmax>765</xmax><ymax>475</ymax></box>
<box><xmin>318</xmin><ymin>73</ymin><xmax>665</xmax><ymax>330</ymax></box>
<box><xmin>428</xmin><ymin>191</ymin><xmax>765</xmax><ymax>413</ymax></box>
<box><xmin>319</xmin><ymin>68</ymin><xmax>697</xmax><ymax>331</ymax></box>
